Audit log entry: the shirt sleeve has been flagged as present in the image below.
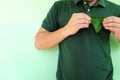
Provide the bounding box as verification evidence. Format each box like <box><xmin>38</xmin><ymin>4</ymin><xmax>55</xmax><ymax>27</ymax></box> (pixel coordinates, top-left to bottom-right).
<box><xmin>41</xmin><ymin>1</ymin><xmax>59</xmax><ymax>32</ymax></box>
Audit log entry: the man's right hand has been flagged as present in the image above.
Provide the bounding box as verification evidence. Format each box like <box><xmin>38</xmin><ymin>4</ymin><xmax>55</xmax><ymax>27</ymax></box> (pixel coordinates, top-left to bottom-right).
<box><xmin>63</xmin><ymin>13</ymin><xmax>91</xmax><ymax>36</ymax></box>
<box><xmin>35</xmin><ymin>13</ymin><xmax>91</xmax><ymax>50</ymax></box>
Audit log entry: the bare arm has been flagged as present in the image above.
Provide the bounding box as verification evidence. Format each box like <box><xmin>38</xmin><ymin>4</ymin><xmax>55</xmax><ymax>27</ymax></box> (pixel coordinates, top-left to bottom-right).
<box><xmin>34</xmin><ymin>13</ymin><xmax>91</xmax><ymax>50</ymax></box>
<box><xmin>35</xmin><ymin>27</ymin><xmax>70</xmax><ymax>50</ymax></box>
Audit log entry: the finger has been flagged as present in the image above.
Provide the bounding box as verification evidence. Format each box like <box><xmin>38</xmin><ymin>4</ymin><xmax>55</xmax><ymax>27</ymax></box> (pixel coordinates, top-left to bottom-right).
<box><xmin>83</xmin><ymin>13</ymin><xmax>91</xmax><ymax>20</ymax></box>
<box><xmin>103</xmin><ymin>23</ymin><xmax>120</xmax><ymax>29</ymax></box>
<box><xmin>79</xmin><ymin>23</ymin><xmax>89</xmax><ymax>28</ymax></box>
<box><xmin>76</xmin><ymin>18</ymin><xmax>91</xmax><ymax>24</ymax></box>
<box><xmin>74</xmin><ymin>13</ymin><xmax>91</xmax><ymax>21</ymax></box>
<box><xmin>104</xmin><ymin>26</ymin><xmax>120</xmax><ymax>32</ymax></box>
<box><xmin>109</xmin><ymin>27</ymin><xmax>120</xmax><ymax>38</ymax></box>
<box><xmin>103</xmin><ymin>16</ymin><xmax>120</xmax><ymax>24</ymax></box>
<box><xmin>82</xmin><ymin>13</ymin><xmax>91</xmax><ymax>21</ymax></box>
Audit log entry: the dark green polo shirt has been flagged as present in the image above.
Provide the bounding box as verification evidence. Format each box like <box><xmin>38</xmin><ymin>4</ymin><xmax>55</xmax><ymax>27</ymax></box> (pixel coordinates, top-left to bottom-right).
<box><xmin>41</xmin><ymin>0</ymin><xmax>120</xmax><ymax>80</ymax></box>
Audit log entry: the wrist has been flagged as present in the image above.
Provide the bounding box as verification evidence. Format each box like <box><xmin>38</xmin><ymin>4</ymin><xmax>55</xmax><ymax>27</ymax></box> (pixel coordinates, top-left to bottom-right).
<box><xmin>60</xmin><ymin>26</ymin><xmax>72</xmax><ymax>37</ymax></box>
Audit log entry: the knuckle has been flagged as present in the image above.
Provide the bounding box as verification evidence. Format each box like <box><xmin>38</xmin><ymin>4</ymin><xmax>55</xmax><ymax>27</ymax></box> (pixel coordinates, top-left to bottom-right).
<box><xmin>73</xmin><ymin>13</ymin><xmax>78</xmax><ymax>16</ymax></box>
<box><xmin>112</xmin><ymin>23</ymin><xmax>117</xmax><ymax>26</ymax></box>
<box><xmin>111</xmin><ymin>16</ymin><xmax>115</xmax><ymax>20</ymax></box>
<box><xmin>83</xmin><ymin>24</ymin><xmax>88</xmax><ymax>28</ymax></box>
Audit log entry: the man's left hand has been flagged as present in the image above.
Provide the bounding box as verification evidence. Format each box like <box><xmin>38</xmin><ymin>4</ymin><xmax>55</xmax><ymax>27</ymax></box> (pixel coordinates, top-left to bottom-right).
<box><xmin>103</xmin><ymin>16</ymin><xmax>120</xmax><ymax>42</ymax></box>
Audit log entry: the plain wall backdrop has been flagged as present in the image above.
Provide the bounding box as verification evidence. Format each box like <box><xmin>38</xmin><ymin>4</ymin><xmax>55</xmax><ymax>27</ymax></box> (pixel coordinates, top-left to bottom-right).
<box><xmin>0</xmin><ymin>0</ymin><xmax>120</xmax><ymax>80</ymax></box>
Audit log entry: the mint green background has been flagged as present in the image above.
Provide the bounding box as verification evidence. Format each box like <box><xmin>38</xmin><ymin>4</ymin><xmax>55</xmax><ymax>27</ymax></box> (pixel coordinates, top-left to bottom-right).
<box><xmin>0</xmin><ymin>0</ymin><xmax>120</xmax><ymax>80</ymax></box>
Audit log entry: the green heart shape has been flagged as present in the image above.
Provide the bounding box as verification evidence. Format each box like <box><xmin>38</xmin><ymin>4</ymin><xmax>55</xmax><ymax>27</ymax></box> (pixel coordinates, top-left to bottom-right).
<box><xmin>91</xmin><ymin>15</ymin><xmax>105</xmax><ymax>33</ymax></box>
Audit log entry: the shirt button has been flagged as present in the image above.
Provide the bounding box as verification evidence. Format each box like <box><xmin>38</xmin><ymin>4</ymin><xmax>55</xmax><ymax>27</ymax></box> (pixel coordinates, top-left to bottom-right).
<box><xmin>87</xmin><ymin>9</ymin><xmax>90</xmax><ymax>12</ymax></box>
<box><xmin>84</xmin><ymin>2</ymin><xmax>87</xmax><ymax>4</ymax></box>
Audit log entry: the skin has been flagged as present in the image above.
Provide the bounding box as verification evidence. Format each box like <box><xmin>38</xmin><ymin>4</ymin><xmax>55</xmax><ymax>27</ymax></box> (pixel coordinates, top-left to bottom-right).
<box><xmin>103</xmin><ymin>16</ymin><xmax>120</xmax><ymax>42</ymax></box>
<box><xmin>86</xmin><ymin>0</ymin><xmax>97</xmax><ymax>6</ymax></box>
<box><xmin>35</xmin><ymin>0</ymin><xmax>120</xmax><ymax>50</ymax></box>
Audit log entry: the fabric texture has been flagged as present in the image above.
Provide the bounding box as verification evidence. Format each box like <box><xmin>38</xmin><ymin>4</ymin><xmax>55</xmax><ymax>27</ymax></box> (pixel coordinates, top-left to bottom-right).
<box><xmin>41</xmin><ymin>0</ymin><xmax>120</xmax><ymax>80</ymax></box>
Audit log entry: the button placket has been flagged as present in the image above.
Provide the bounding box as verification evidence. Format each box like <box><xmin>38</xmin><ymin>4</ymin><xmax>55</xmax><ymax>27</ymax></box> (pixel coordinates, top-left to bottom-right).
<box><xmin>87</xmin><ymin>9</ymin><xmax>90</xmax><ymax>12</ymax></box>
<box><xmin>84</xmin><ymin>1</ymin><xmax>87</xmax><ymax>4</ymax></box>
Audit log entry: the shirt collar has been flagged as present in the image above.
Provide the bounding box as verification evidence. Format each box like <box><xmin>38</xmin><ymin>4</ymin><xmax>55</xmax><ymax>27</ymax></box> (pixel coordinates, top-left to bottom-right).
<box><xmin>74</xmin><ymin>0</ymin><xmax>82</xmax><ymax>5</ymax></box>
<box><xmin>97</xmin><ymin>0</ymin><xmax>106</xmax><ymax>8</ymax></box>
<box><xmin>74</xmin><ymin>0</ymin><xmax>106</xmax><ymax>8</ymax></box>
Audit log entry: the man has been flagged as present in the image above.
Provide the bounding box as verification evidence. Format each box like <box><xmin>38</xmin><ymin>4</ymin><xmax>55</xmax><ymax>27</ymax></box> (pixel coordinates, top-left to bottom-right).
<box><xmin>35</xmin><ymin>0</ymin><xmax>120</xmax><ymax>80</ymax></box>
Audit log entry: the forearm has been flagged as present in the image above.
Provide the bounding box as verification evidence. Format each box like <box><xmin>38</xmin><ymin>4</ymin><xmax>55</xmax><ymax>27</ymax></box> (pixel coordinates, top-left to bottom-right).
<box><xmin>35</xmin><ymin>27</ymin><xmax>70</xmax><ymax>50</ymax></box>
<box><xmin>35</xmin><ymin>13</ymin><xmax>91</xmax><ymax>50</ymax></box>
